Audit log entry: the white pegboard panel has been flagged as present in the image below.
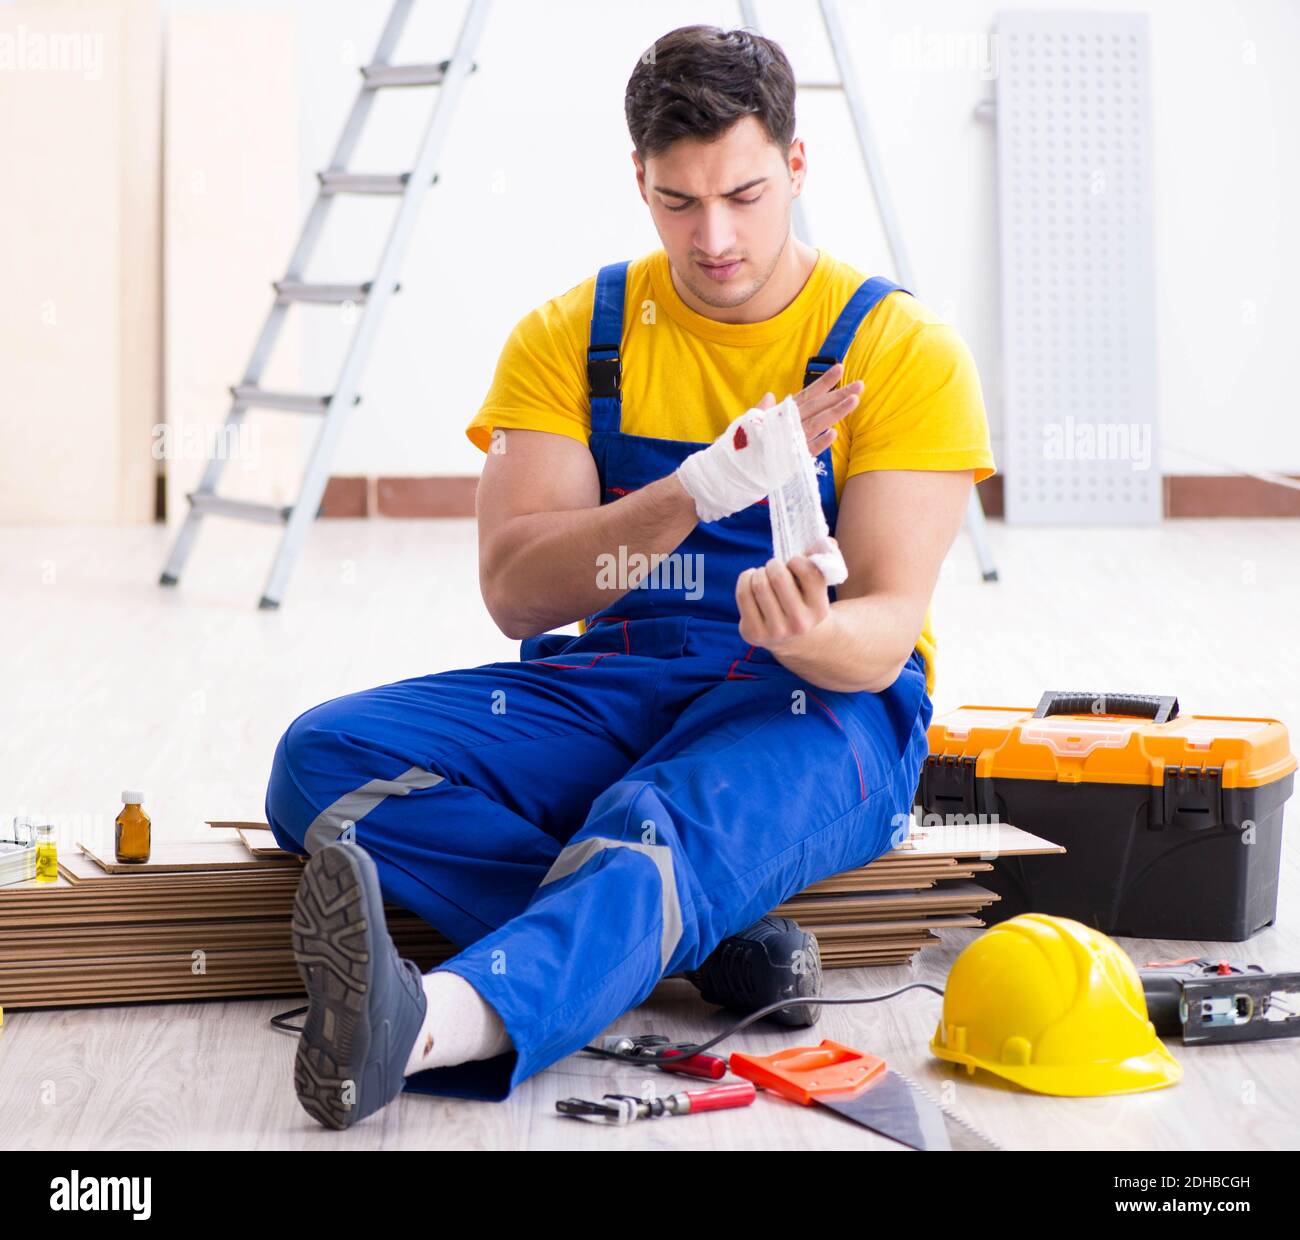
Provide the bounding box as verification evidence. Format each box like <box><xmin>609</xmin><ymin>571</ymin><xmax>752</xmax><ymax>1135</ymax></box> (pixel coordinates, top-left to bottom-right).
<box><xmin>996</xmin><ymin>11</ymin><xmax>1161</xmax><ymax>523</ymax></box>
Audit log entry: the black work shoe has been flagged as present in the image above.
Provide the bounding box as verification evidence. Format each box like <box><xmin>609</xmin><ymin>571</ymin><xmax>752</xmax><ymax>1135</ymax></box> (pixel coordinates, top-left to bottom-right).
<box><xmin>684</xmin><ymin>915</ymin><xmax>823</xmax><ymax>1028</ymax></box>
<box><xmin>291</xmin><ymin>841</ymin><xmax>428</xmax><ymax>1130</ymax></box>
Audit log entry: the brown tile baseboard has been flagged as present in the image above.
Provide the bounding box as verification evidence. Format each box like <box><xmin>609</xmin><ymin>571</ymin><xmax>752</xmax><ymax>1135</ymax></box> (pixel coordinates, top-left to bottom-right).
<box><xmin>976</xmin><ymin>475</ymin><xmax>1003</xmax><ymax>517</ymax></box>
<box><xmin>319</xmin><ymin>476</ymin><xmax>369</xmax><ymax>518</ymax></box>
<box><xmin>377</xmin><ymin>476</ymin><xmax>479</xmax><ymax>517</ymax></box>
<box><xmin>317</xmin><ymin>476</ymin><xmax>479</xmax><ymax>518</ymax></box>
<box><xmin>316</xmin><ymin>473</ymin><xmax>1299</xmax><ymax>519</ymax></box>
<box><xmin>1164</xmin><ymin>473</ymin><xmax>1300</xmax><ymax>518</ymax></box>
<box><xmin>942</xmin><ymin>474</ymin><xmax>1300</xmax><ymax>519</ymax></box>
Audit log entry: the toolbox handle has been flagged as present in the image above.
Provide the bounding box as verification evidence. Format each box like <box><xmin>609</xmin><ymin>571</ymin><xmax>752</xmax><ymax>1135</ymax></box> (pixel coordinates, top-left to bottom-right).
<box><xmin>1033</xmin><ymin>691</ymin><xmax>1180</xmax><ymax>724</ymax></box>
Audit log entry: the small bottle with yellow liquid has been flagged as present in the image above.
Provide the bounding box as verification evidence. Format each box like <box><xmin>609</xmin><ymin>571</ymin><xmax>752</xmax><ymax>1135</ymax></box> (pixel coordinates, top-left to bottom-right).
<box><xmin>34</xmin><ymin>822</ymin><xmax>58</xmax><ymax>883</ymax></box>
<box><xmin>115</xmin><ymin>791</ymin><xmax>151</xmax><ymax>864</ymax></box>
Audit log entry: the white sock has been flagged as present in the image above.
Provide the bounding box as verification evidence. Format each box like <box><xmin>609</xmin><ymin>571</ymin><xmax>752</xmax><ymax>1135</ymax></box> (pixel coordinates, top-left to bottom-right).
<box><xmin>403</xmin><ymin>969</ymin><xmax>513</xmax><ymax>1076</ymax></box>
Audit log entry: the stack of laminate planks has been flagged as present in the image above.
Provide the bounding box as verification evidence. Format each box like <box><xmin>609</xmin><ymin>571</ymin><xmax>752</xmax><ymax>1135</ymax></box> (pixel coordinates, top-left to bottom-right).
<box><xmin>0</xmin><ymin>821</ymin><xmax>1062</xmax><ymax>1008</ymax></box>
<box><xmin>774</xmin><ymin>821</ymin><xmax>1064</xmax><ymax>967</ymax></box>
<box><xmin>0</xmin><ymin>830</ymin><xmax>455</xmax><ymax>1009</ymax></box>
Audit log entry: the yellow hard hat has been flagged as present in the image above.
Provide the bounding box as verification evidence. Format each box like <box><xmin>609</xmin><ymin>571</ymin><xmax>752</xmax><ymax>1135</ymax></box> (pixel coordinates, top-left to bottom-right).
<box><xmin>930</xmin><ymin>913</ymin><xmax>1182</xmax><ymax>1097</ymax></box>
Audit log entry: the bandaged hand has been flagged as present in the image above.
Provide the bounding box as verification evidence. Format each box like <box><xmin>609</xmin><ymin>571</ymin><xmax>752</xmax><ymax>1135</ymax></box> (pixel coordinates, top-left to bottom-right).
<box><xmin>675</xmin><ymin>393</ymin><xmax>806</xmax><ymax>522</ymax></box>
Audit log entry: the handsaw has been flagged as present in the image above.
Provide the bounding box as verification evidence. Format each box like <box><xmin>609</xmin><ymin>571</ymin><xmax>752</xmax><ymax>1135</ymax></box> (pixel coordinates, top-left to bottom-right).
<box><xmin>730</xmin><ymin>1038</ymin><xmax>1000</xmax><ymax>1152</ymax></box>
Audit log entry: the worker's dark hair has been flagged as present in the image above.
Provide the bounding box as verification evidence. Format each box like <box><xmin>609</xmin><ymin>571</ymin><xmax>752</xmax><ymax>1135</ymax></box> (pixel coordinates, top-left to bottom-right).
<box><xmin>624</xmin><ymin>25</ymin><xmax>796</xmax><ymax>161</ymax></box>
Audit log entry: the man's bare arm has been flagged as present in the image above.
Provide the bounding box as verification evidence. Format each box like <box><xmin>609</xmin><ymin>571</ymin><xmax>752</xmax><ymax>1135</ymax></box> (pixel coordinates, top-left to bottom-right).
<box><xmin>475</xmin><ymin>364</ymin><xmax>863</xmax><ymax>640</ymax></box>
<box><xmin>475</xmin><ymin>430</ymin><xmax>696</xmax><ymax>639</ymax></box>
<box><xmin>737</xmin><ymin>469</ymin><xmax>974</xmax><ymax>692</ymax></box>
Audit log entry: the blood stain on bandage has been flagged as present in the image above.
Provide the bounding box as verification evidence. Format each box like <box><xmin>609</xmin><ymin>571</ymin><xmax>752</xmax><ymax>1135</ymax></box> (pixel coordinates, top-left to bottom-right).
<box><xmin>732</xmin><ymin>425</ymin><xmax>749</xmax><ymax>450</ymax></box>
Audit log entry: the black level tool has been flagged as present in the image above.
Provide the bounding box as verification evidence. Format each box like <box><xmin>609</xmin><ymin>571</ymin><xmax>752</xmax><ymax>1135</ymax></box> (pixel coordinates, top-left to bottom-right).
<box><xmin>1141</xmin><ymin>957</ymin><xmax>1300</xmax><ymax>1045</ymax></box>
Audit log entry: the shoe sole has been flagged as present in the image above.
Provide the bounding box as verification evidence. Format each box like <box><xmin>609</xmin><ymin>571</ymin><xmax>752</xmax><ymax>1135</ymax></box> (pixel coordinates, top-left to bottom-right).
<box><xmin>291</xmin><ymin>844</ymin><xmax>383</xmax><ymax>1130</ymax></box>
<box><xmin>771</xmin><ymin>927</ymin><xmax>823</xmax><ymax>1028</ymax></box>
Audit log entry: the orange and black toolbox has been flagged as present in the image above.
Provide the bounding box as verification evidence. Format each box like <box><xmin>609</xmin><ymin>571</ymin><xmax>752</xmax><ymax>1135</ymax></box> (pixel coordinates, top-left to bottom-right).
<box><xmin>914</xmin><ymin>692</ymin><xmax>1296</xmax><ymax>941</ymax></box>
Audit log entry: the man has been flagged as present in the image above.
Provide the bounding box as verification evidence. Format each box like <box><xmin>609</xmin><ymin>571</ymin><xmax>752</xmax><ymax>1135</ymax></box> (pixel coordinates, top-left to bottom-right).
<box><xmin>265</xmin><ymin>24</ymin><xmax>995</xmax><ymax>1129</ymax></box>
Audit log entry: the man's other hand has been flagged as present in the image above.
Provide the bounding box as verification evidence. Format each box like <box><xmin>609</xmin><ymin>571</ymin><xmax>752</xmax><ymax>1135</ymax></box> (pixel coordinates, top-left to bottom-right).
<box><xmin>794</xmin><ymin>362</ymin><xmax>862</xmax><ymax>457</ymax></box>
<box><xmin>736</xmin><ymin>548</ymin><xmax>836</xmax><ymax>652</ymax></box>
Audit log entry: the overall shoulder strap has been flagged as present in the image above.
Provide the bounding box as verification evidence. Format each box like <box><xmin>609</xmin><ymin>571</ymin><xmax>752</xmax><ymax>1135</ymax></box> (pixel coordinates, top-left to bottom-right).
<box><xmin>587</xmin><ymin>261</ymin><xmax>630</xmax><ymax>435</ymax></box>
<box><xmin>803</xmin><ymin>275</ymin><xmax>910</xmax><ymax>511</ymax></box>
<box><xmin>803</xmin><ymin>275</ymin><xmax>910</xmax><ymax>388</ymax></box>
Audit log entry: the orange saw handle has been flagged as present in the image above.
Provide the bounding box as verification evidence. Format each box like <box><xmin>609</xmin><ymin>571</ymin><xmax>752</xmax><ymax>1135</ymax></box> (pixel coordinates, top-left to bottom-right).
<box><xmin>729</xmin><ymin>1039</ymin><xmax>887</xmax><ymax>1105</ymax></box>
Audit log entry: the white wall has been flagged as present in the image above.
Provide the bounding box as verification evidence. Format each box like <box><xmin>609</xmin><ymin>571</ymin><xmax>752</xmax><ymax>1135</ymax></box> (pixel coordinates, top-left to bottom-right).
<box><xmin>0</xmin><ymin>0</ymin><xmax>162</xmax><ymax>524</ymax></box>
<box><xmin>163</xmin><ymin>0</ymin><xmax>1300</xmax><ymax>478</ymax></box>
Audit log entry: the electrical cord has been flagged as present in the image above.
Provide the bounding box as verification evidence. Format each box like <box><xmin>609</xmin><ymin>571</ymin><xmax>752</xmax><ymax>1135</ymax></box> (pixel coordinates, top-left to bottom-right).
<box><xmin>271</xmin><ymin>1004</ymin><xmax>308</xmax><ymax>1034</ymax></box>
<box><xmin>579</xmin><ymin>982</ymin><xmax>945</xmax><ymax>1065</ymax></box>
<box><xmin>270</xmin><ymin>982</ymin><xmax>945</xmax><ymax>1062</ymax></box>
<box><xmin>1164</xmin><ymin>443</ymin><xmax>1300</xmax><ymax>493</ymax></box>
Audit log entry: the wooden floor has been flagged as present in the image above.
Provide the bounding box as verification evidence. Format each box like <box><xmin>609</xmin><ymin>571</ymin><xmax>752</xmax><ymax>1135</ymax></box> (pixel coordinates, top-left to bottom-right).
<box><xmin>1</xmin><ymin>516</ymin><xmax>1296</xmax><ymax>1150</ymax></box>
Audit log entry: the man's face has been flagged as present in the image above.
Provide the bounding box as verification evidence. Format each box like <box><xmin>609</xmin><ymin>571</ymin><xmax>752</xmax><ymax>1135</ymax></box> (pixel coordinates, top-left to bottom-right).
<box><xmin>635</xmin><ymin>115</ymin><xmax>804</xmax><ymax>311</ymax></box>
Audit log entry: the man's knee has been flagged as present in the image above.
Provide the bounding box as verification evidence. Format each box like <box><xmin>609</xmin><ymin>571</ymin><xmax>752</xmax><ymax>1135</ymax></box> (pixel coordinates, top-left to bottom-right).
<box><xmin>264</xmin><ymin>699</ymin><xmax>348</xmax><ymax>854</ymax></box>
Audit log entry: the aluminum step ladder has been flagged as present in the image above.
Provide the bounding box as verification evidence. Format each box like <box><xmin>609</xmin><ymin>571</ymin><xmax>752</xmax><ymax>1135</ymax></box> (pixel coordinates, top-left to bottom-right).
<box><xmin>740</xmin><ymin>0</ymin><xmax>999</xmax><ymax>580</ymax></box>
<box><xmin>159</xmin><ymin>0</ymin><xmax>493</xmax><ymax>608</ymax></box>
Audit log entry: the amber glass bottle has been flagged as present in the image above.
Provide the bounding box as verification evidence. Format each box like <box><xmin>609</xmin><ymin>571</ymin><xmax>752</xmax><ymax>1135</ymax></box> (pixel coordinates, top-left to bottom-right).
<box><xmin>115</xmin><ymin>791</ymin><xmax>151</xmax><ymax>863</ymax></box>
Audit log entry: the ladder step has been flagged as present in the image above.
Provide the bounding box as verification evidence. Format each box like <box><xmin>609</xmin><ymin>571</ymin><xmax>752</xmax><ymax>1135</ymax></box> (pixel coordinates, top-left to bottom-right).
<box><xmin>188</xmin><ymin>494</ymin><xmax>291</xmax><ymax>525</ymax></box>
<box><xmin>361</xmin><ymin>61</ymin><xmax>453</xmax><ymax>89</ymax></box>
<box><xmin>318</xmin><ymin>170</ymin><xmax>410</xmax><ymax>195</ymax></box>
<box><xmin>231</xmin><ymin>385</ymin><xmax>334</xmax><ymax>414</ymax></box>
<box><xmin>158</xmin><ymin>0</ymin><xmax>493</xmax><ymax>607</ymax></box>
<box><xmin>274</xmin><ymin>281</ymin><xmax>374</xmax><ymax>304</ymax></box>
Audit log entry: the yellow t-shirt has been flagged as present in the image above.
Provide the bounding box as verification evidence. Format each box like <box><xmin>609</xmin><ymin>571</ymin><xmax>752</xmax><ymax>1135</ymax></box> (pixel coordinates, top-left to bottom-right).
<box><xmin>466</xmin><ymin>247</ymin><xmax>996</xmax><ymax>694</ymax></box>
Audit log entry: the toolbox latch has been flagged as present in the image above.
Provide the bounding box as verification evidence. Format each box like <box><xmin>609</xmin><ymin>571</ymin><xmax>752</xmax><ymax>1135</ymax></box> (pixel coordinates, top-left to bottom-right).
<box><xmin>1157</xmin><ymin>765</ymin><xmax>1225</xmax><ymax>830</ymax></box>
<box><xmin>917</xmin><ymin>754</ymin><xmax>992</xmax><ymax>819</ymax></box>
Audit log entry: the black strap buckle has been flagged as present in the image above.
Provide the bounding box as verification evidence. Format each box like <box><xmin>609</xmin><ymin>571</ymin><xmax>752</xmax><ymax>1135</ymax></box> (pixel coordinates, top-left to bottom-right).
<box><xmin>587</xmin><ymin>343</ymin><xmax>622</xmax><ymax>400</ymax></box>
<box><xmin>803</xmin><ymin>353</ymin><xmax>840</xmax><ymax>389</ymax></box>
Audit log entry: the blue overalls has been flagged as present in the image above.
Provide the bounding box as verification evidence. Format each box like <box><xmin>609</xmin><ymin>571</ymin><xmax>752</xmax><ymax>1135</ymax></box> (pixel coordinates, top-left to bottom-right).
<box><xmin>264</xmin><ymin>261</ymin><xmax>934</xmax><ymax>1101</ymax></box>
